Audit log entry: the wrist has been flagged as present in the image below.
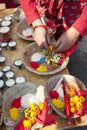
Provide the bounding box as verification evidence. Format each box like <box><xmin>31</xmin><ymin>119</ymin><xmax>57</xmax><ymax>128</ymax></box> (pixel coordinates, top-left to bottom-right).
<box><xmin>34</xmin><ymin>25</ymin><xmax>47</xmax><ymax>31</ymax></box>
<box><xmin>32</xmin><ymin>19</ymin><xmax>43</xmax><ymax>27</ymax></box>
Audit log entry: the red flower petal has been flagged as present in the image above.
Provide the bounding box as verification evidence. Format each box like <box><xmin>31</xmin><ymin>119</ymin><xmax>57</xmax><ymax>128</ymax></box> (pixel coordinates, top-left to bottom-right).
<box><xmin>76</xmin><ymin>90</ymin><xmax>87</xmax><ymax>96</ymax></box>
<box><xmin>14</xmin><ymin>118</ymin><xmax>30</xmax><ymax>130</ymax></box>
<box><xmin>49</xmin><ymin>90</ymin><xmax>59</xmax><ymax>99</ymax></box>
<box><xmin>26</xmin><ymin>35</ymin><xmax>32</xmax><ymax>38</ymax></box>
<box><xmin>36</xmin><ymin>98</ymin><xmax>57</xmax><ymax>125</ymax></box>
<box><xmin>30</xmin><ymin>61</ymin><xmax>39</xmax><ymax>69</ymax></box>
<box><xmin>11</xmin><ymin>97</ymin><xmax>21</xmax><ymax>108</ymax></box>
<box><xmin>58</xmin><ymin>58</ymin><xmax>65</xmax><ymax>65</ymax></box>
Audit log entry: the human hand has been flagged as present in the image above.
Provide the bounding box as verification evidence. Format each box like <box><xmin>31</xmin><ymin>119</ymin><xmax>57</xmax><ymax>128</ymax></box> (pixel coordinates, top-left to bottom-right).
<box><xmin>33</xmin><ymin>27</ymin><xmax>50</xmax><ymax>49</ymax></box>
<box><xmin>54</xmin><ymin>27</ymin><xmax>80</xmax><ymax>52</ymax></box>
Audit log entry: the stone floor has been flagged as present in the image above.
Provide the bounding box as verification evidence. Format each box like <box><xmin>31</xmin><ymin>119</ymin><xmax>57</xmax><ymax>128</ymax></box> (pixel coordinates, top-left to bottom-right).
<box><xmin>68</xmin><ymin>36</ymin><xmax>87</xmax><ymax>87</ymax></box>
<box><xmin>67</xmin><ymin>36</ymin><xmax>87</xmax><ymax>130</ymax></box>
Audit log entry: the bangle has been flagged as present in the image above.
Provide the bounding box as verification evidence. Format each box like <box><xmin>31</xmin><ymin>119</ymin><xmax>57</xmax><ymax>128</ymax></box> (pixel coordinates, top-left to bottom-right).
<box><xmin>34</xmin><ymin>25</ymin><xmax>47</xmax><ymax>31</ymax></box>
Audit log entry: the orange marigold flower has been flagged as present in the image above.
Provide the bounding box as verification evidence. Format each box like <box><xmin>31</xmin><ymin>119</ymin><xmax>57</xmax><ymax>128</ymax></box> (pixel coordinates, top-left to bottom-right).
<box><xmin>39</xmin><ymin>103</ymin><xmax>45</xmax><ymax>110</ymax></box>
<box><xmin>79</xmin><ymin>96</ymin><xmax>85</xmax><ymax>103</ymax></box>
<box><xmin>48</xmin><ymin>45</ymin><xmax>54</xmax><ymax>51</ymax></box>
<box><xmin>70</xmin><ymin>90</ymin><xmax>76</xmax><ymax>97</ymax></box>
<box><xmin>70</xmin><ymin>106</ymin><xmax>77</xmax><ymax>113</ymax></box>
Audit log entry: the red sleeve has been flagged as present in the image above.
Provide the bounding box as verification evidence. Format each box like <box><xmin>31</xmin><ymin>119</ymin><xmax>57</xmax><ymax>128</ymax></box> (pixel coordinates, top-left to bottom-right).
<box><xmin>72</xmin><ymin>5</ymin><xmax>87</xmax><ymax>36</ymax></box>
<box><xmin>20</xmin><ymin>0</ymin><xmax>40</xmax><ymax>25</ymax></box>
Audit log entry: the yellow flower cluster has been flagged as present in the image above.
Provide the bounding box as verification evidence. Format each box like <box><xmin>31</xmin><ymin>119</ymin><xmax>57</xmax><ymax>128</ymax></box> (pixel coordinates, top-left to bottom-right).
<box><xmin>52</xmin><ymin>99</ymin><xmax>65</xmax><ymax>109</ymax></box>
<box><xmin>36</xmin><ymin>64</ymin><xmax>47</xmax><ymax>72</ymax></box>
<box><xmin>23</xmin><ymin>103</ymin><xmax>45</xmax><ymax>128</ymax></box>
<box><xmin>9</xmin><ymin>108</ymin><xmax>19</xmax><ymax>120</ymax></box>
<box><xmin>9</xmin><ymin>102</ymin><xmax>45</xmax><ymax>129</ymax></box>
<box><xmin>69</xmin><ymin>95</ymin><xmax>85</xmax><ymax>113</ymax></box>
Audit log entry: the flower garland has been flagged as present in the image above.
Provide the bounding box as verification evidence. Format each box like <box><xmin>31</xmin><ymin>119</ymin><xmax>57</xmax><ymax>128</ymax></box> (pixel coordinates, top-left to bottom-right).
<box><xmin>30</xmin><ymin>45</ymin><xmax>66</xmax><ymax>72</ymax></box>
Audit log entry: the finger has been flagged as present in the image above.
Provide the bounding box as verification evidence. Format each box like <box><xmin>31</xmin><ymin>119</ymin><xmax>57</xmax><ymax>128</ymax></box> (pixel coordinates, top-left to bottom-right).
<box><xmin>55</xmin><ymin>42</ymin><xmax>65</xmax><ymax>52</ymax></box>
<box><xmin>40</xmin><ymin>41</ymin><xmax>49</xmax><ymax>49</ymax></box>
<box><xmin>46</xmin><ymin>34</ymin><xmax>51</xmax><ymax>45</ymax></box>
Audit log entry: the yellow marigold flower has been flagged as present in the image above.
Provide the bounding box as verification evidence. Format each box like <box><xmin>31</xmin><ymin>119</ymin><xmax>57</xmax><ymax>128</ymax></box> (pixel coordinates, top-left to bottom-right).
<box><xmin>23</xmin><ymin>119</ymin><xmax>32</xmax><ymax>128</ymax></box>
<box><xmin>69</xmin><ymin>97</ymin><xmax>74</xmax><ymax>102</ymax></box>
<box><xmin>39</xmin><ymin>103</ymin><xmax>45</xmax><ymax>110</ymax></box>
<box><xmin>29</xmin><ymin>110</ymin><xmax>37</xmax><ymax>118</ymax></box>
<box><xmin>73</xmin><ymin>95</ymin><xmax>79</xmax><ymax>103</ymax></box>
<box><xmin>48</xmin><ymin>45</ymin><xmax>54</xmax><ymax>51</ymax></box>
<box><xmin>30</xmin><ymin>117</ymin><xmax>36</xmax><ymax>124</ymax></box>
<box><xmin>76</xmin><ymin>102</ymin><xmax>82</xmax><ymax>110</ymax></box>
<box><xmin>52</xmin><ymin>99</ymin><xmax>65</xmax><ymax>109</ymax></box>
<box><xmin>70</xmin><ymin>90</ymin><xmax>76</xmax><ymax>97</ymax></box>
<box><xmin>69</xmin><ymin>102</ymin><xmax>75</xmax><ymax>107</ymax></box>
<box><xmin>36</xmin><ymin>108</ymin><xmax>41</xmax><ymax>116</ymax></box>
<box><xmin>9</xmin><ymin>108</ymin><xmax>19</xmax><ymax>120</ymax></box>
<box><xmin>24</xmin><ymin>108</ymin><xmax>30</xmax><ymax>117</ymax></box>
<box><xmin>79</xmin><ymin>96</ymin><xmax>85</xmax><ymax>103</ymax></box>
<box><xmin>30</xmin><ymin>104</ymin><xmax>38</xmax><ymax>110</ymax></box>
<box><xmin>36</xmin><ymin>65</ymin><xmax>47</xmax><ymax>72</ymax></box>
<box><xmin>70</xmin><ymin>106</ymin><xmax>76</xmax><ymax>113</ymax></box>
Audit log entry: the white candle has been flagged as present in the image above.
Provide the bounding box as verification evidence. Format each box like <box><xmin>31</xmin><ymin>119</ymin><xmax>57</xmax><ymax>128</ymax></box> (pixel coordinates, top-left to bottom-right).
<box><xmin>1</xmin><ymin>20</ymin><xmax>11</xmax><ymax>26</ymax></box>
<box><xmin>5</xmin><ymin>71</ymin><xmax>15</xmax><ymax>79</ymax></box>
<box><xmin>0</xmin><ymin>56</ymin><xmax>6</xmax><ymax>63</ymax></box>
<box><xmin>0</xmin><ymin>42</ymin><xmax>8</xmax><ymax>48</ymax></box>
<box><xmin>3</xmin><ymin>65</ymin><xmax>11</xmax><ymax>73</ymax></box>
<box><xmin>15</xmin><ymin>76</ymin><xmax>26</xmax><ymax>84</ymax></box>
<box><xmin>0</xmin><ymin>27</ymin><xmax>10</xmax><ymax>34</ymax></box>
<box><xmin>8</xmin><ymin>41</ymin><xmax>17</xmax><ymax>50</ymax></box>
<box><xmin>14</xmin><ymin>59</ymin><xmax>23</xmax><ymax>69</ymax></box>
<box><xmin>4</xmin><ymin>16</ymin><xmax>12</xmax><ymax>21</ymax></box>
<box><xmin>5</xmin><ymin>79</ymin><xmax>15</xmax><ymax>87</ymax></box>
<box><xmin>0</xmin><ymin>79</ymin><xmax>4</xmax><ymax>88</ymax></box>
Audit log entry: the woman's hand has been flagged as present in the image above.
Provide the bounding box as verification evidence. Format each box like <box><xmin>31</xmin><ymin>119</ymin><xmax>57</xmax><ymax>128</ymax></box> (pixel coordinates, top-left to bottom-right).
<box><xmin>54</xmin><ymin>27</ymin><xmax>80</xmax><ymax>52</ymax></box>
<box><xmin>32</xmin><ymin>19</ymin><xmax>50</xmax><ymax>49</ymax></box>
<box><xmin>34</xmin><ymin>27</ymin><xmax>50</xmax><ymax>49</ymax></box>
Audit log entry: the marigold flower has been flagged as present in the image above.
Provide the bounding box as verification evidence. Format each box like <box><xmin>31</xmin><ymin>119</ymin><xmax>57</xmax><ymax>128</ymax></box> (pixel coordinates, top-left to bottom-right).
<box><xmin>70</xmin><ymin>90</ymin><xmax>76</xmax><ymax>97</ymax></box>
<box><xmin>52</xmin><ymin>99</ymin><xmax>65</xmax><ymax>109</ymax></box>
<box><xmin>23</xmin><ymin>119</ymin><xmax>32</xmax><ymax>128</ymax></box>
<box><xmin>9</xmin><ymin>108</ymin><xmax>19</xmax><ymax>120</ymax></box>
<box><xmin>36</xmin><ymin>108</ymin><xmax>41</xmax><ymax>116</ymax></box>
<box><xmin>30</xmin><ymin>104</ymin><xmax>38</xmax><ymax>110</ymax></box>
<box><xmin>70</xmin><ymin>106</ymin><xmax>77</xmax><ymax>113</ymax></box>
<box><xmin>79</xmin><ymin>96</ymin><xmax>85</xmax><ymax>103</ymax></box>
<box><xmin>24</xmin><ymin>109</ymin><xmax>30</xmax><ymax>117</ymax></box>
<box><xmin>36</xmin><ymin>65</ymin><xmax>47</xmax><ymax>72</ymax></box>
<box><xmin>30</xmin><ymin>117</ymin><xmax>36</xmax><ymax>124</ymax></box>
<box><xmin>39</xmin><ymin>103</ymin><xmax>45</xmax><ymax>110</ymax></box>
<box><xmin>76</xmin><ymin>103</ymin><xmax>82</xmax><ymax>111</ymax></box>
<box><xmin>69</xmin><ymin>102</ymin><xmax>75</xmax><ymax>107</ymax></box>
<box><xmin>73</xmin><ymin>95</ymin><xmax>79</xmax><ymax>103</ymax></box>
<box><xmin>48</xmin><ymin>45</ymin><xmax>54</xmax><ymax>51</ymax></box>
<box><xmin>29</xmin><ymin>110</ymin><xmax>37</xmax><ymax>118</ymax></box>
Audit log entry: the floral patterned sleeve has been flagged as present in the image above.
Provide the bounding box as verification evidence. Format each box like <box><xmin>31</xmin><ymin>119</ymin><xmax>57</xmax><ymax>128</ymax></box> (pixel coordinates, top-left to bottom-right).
<box><xmin>20</xmin><ymin>0</ymin><xmax>40</xmax><ymax>25</ymax></box>
<box><xmin>72</xmin><ymin>5</ymin><xmax>87</xmax><ymax>36</ymax></box>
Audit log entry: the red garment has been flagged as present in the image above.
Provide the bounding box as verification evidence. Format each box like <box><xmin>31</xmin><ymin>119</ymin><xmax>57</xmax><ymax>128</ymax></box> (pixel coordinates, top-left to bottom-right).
<box><xmin>20</xmin><ymin>0</ymin><xmax>87</xmax><ymax>36</ymax></box>
<box><xmin>20</xmin><ymin>0</ymin><xmax>87</xmax><ymax>56</ymax></box>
